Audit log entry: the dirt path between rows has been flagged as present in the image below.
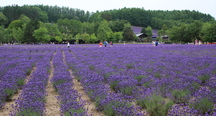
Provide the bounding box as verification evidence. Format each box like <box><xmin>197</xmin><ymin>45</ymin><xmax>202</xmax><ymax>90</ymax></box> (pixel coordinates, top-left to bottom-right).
<box><xmin>0</xmin><ymin>67</ymin><xmax>36</xmax><ymax>116</ymax></box>
<box><xmin>44</xmin><ymin>52</ymin><xmax>61</xmax><ymax>116</ymax></box>
<box><xmin>62</xmin><ymin>51</ymin><xmax>104</xmax><ymax>116</ymax></box>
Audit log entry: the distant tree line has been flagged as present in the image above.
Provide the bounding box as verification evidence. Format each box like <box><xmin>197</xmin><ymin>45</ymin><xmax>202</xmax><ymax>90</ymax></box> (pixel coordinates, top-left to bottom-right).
<box><xmin>0</xmin><ymin>5</ymin><xmax>215</xmax><ymax>44</ymax></box>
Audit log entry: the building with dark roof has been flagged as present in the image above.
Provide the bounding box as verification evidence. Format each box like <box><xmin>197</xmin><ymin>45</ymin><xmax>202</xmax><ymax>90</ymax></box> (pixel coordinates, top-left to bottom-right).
<box><xmin>132</xmin><ymin>26</ymin><xmax>159</xmax><ymax>41</ymax></box>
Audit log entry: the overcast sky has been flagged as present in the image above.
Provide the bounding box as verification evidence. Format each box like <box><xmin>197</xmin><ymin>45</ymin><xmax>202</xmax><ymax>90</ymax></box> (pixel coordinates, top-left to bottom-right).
<box><xmin>1</xmin><ymin>0</ymin><xmax>216</xmax><ymax>19</ymax></box>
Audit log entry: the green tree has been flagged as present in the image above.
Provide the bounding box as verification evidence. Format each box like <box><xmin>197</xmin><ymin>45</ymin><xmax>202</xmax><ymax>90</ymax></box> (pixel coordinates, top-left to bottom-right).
<box><xmin>81</xmin><ymin>33</ymin><xmax>90</xmax><ymax>43</ymax></box>
<box><xmin>19</xmin><ymin>14</ymin><xmax>31</xmax><ymax>23</ymax></box>
<box><xmin>113</xmin><ymin>32</ymin><xmax>123</xmax><ymax>42</ymax></box>
<box><xmin>55</xmin><ymin>36</ymin><xmax>62</xmax><ymax>43</ymax></box>
<box><xmin>83</xmin><ymin>22</ymin><xmax>95</xmax><ymax>34</ymax></box>
<box><xmin>0</xmin><ymin>12</ymin><xmax>8</xmax><ymax>26</ymax></box>
<box><xmin>109</xmin><ymin>20</ymin><xmax>127</xmax><ymax>32</ymax></box>
<box><xmin>44</xmin><ymin>23</ymin><xmax>61</xmax><ymax>41</ymax></box>
<box><xmin>186</xmin><ymin>20</ymin><xmax>203</xmax><ymax>42</ymax></box>
<box><xmin>146</xmin><ymin>26</ymin><xmax>153</xmax><ymax>37</ymax></box>
<box><xmin>122</xmin><ymin>26</ymin><xmax>134</xmax><ymax>42</ymax></box>
<box><xmin>89</xmin><ymin>33</ymin><xmax>98</xmax><ymax>43</ymax></box>
<box><xmin>202</xmin><ymin>22</ymin><xmax>216</xmax><ymax>43</ymax></box>
<box><xmin>23</xmin><ymin>19</ymin><xmax>40</xmax><ymax>43</ymax></box>
<box><xmin>12</xmin><ymin>28</ymin><xmax>24</xmax><ymax>43</ymax></box>
<box><xmin>97</xmin><ymin>20</ymin><xmax>113</xmax><ymax>41</ymax></box>
<box><xmin>141</xmin><ymin>27</ymin><xmax>146</xmax><ymax>34</ymax></box>
<box><xmin>101</xmin><ymin>12</ymin><xmax>112</xmax><ymax>21</ymax></box>
<box><xmin>8</xmin><ymin>20</ymin><xmax>24</xmax><ymax>29</ymax></box>
<box><xmin>0</xmin><ymin>26</ymin><xmax>5</xmax><ymax>43</ymax></box>
<box><xmin>168</xmin><ymin>25</ymin><xmax>188</xmax><ymax>43</ymax></box>
<box><xmin>69</xmin><ymin>19</ymin><xmax>83</xmax><ymax>36</ymax></box>
<box><xmin>33</xmin><ymin>27</ymin><xmax>50</xmax><ymax>43</ymax></box>
<box><xmin>158</xmin><ymin>24</ymin><xmax>168</xmax><ymax>36</ymax></box>
<box><xmin>3</xmin><ymin>28</ymin><xmax>13</xmax><ymax>43</ymax></box>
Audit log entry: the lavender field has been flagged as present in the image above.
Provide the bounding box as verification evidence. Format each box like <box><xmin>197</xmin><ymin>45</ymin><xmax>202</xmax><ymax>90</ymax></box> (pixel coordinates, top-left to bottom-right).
<box><xmin>0</xmin><ymin>44</ymin><xmax>216</xmax><ymax>116</ymax></box>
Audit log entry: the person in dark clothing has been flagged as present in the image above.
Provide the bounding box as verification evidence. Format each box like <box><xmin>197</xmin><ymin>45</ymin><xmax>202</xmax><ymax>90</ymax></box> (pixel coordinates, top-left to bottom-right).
<box><xmin>155</xmin><ymin>41</ymin><xmax>158</xmax><ymax>46</ymax></box>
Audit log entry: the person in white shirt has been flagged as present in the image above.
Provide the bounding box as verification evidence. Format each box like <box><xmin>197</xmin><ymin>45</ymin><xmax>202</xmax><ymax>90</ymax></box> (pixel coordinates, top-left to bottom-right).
<box><xmin>67</xmin><ymin>42</ymin><xmax>70</xmax><ymax>48</ymax></box>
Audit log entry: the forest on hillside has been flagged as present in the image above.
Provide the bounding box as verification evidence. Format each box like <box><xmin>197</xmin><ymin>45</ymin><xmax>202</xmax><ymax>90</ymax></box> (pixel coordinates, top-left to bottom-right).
<box><xmin>0</xmin><ymin>5</ymin><xmax>215</xmax><ymax>44</ymax></box>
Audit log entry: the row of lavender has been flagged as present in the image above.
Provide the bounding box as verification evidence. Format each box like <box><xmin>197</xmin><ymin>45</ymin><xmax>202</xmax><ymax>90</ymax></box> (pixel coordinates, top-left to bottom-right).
<box><xmin>51</xmin><ymin>50</ymin><xmax>87</xmax><ymax>115</ymax></box>
<box><xmin>11</xmin><ymin>48</ymin><xmax>54</xmax><ymax>115</ymax></box>
<box><xmin>0</xmin><ymin>45</ymin><xmax>89</xmax><ymax>116</ymax></box>
<box><xmin>0</xmin><ymin>47</ymin><xmax>36</xmax><ymax>108</ymax></box>
<box><xmin>64</xmin><ymin>48</ymin><xmax>142</xmax><ymax>116</ymax></box>
<box><xmin>67</xmin><ymin>44</ymin><xmax>216</xmax><ymax>116</ymax></box>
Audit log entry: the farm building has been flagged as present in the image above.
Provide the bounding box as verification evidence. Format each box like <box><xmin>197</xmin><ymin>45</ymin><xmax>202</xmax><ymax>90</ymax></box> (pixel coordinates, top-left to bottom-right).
<box><xmin>132</xmin><ymin>26</ymin><xmax>159</xmax><ymax>41</ymax></box>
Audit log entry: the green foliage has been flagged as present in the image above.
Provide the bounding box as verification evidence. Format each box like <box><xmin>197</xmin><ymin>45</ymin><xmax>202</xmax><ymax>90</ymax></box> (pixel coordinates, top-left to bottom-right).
<box><xmin>122</xmin><ymin>26</ymin><xmax>134</xmax><ymax>42</ymax></box>
<box><xmin>202</xmin><ymin>21</ymin><xmax>216</xmax><ymax>43</ymax></box>
<box><xmin>33</xmin><ymin>27</ymin><xmax>50</xmax><ymax>43</ymax></box>
<box><xmin>145</xmin><ymin>26</ymin><xmax>153</xmax><ymax>37</ymax></box>
<box><xmin>168</xmin><ymin>25</ymin><xmax>189</xmax><ymax>43</ymax></box>
<box><xmin>97</xmin><ymin>20</ymin><xmax>113</xmax><ymax>41</ymax></box>
<box><xmin>171</xmin><ymin>89</ymin><xmax>190</xmax><ymax>103</ymax></box>
<box><xmin>103</xmin><ymin>100</ymin><xmax>133</xmax><ymax>116</ymax></box>
<box><xmin>158</xmin><ymin>24</ymin><xmax>168</xmax><ymax>36</ymax></box>
<box><xmin>3</xmin><ymin>28</ymin><xmax>13</xmax><ymax>43</ymax></box>
<box><xmin>57</xmin><ymin>18</ymin><xmax>83</xmax><ymax>37</ymax></box>
<box><xmin>23</xmin><ymin>19</ymin><xmax>40</xmax><ymax>43</ymax></box>
<box><xmin>137</xmin><ymin>94</ymin><xmax>173</xmax><ymax>116</ymax></box>
<box><xmin>198</xmin><ymin>74</ymin><xmax>210</xmax><ymax>84</ymax></box>
<box><xmin>12</xmin><ymin>28</ymin><xmax>24</xmax><ymax>43</ymax></box>
<box><xmin>53</xmin><ymin>79</ymin><xmax>66</xmax><ymax>91</ymax></box>
<box><xmin>109</xmin><ymin>20</ymin><xmax>128</xmax><ymax>32</ymax></box>
<box><xmin>1</xmin><ymin>5</ymin><xmax>215</xmax><ymax>44</ymax></box>
<box><xmin>44</xmin><ymin>23</ymin><xmax>61</xmax><ymax>40</ymax></box>
<box><xmin>26</xmin><ymin>69</ymin><xmax>31</xmax><ymax>75</ymax></box>
<box><xmin>19</xmin><ymin>14</ymin><xmax>31</xmax><ymax>23</ymax></box>
<box><xmin>119</xmin><ymin>86</ymin><xmax>135</xmax><ymax>95</ymax></box>
<box><xmin>0</xmin><ymin>12</ymin><xmax>8</xmax><ymax>26</ymax></box>
<box><xmin>64</xmin><ymin>108</ymin><xmax>85</xmax><ymax>116</ymax></box>
<box><xmin>89</xmin><ymin>65</ymin><xmax>95</xmax><ymax>71</ymax></box>
<box><xmin>17</xmin><ymin>79</ymin><xmax>25</xmax><ymax>86</ymax></box>
<box><xmin>8</xmin><ymin>20</ymin><xmax>24</xmax><ymax>29</ymax></box>
<box><xmin>16</xmin><ymin>108</ymin><xmax>41</xmax><ymax>116</ymax></box>
<box><xmin>55</xmin><ymin>36</ymin><xmax>62</xmax><ymax>43</ymax></box>
<box><xmin>134</xmin><ymin>75</ymin><xmax>146</xmax><ymax>82</ymax></box>
<box><xmin>126</xmin><ymin>63</ymin><xmax>134</xmax><ymax>69</ymax></box>
<box><xmin>112</xmin><ymin>32</ymin><xmax>123</xmax><ymax>42</ymax></box>
<box><xmin>186</xmin><ymin>20</ymin><xmax>203</xmax><ymax>41</ymax></box>
<box><xmin>0</xmin><ymin>26</ymin><xmax>5</xmax><ymax>43</ymax></box>
<box><xmin>109</xmin><ymin>81</ymin><xmax>119</xmax><ymax>91</ymax></box>
<box><xmin>5</xmin><ymin>88</ymin><xmax>15</xmax><ymax>101</ymax></box>
<box><xmin>189</xmin><ymin>98</ymin><xmax>214</xmax><ymax>115</ymax></box>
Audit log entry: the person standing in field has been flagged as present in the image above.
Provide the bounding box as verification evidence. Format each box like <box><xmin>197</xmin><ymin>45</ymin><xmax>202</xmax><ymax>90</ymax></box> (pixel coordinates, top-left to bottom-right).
<box><xmin>195</xmin><ymin>39</ymin><xmax>198</xmax><ymax>45</ymax></box>
<box><xmin>110</xmin><ymin>41</ymin><xmax>113</xmax><ymax>47</ymax></box>
<box><xmin>155</xmin><ymin>41</ymin><xmax>159</xmax><ymax>46</ymax></box>
<box><xmin>99</xmin><ymin>42</ymin><xmax>103</xmax><ymax>47</ymax></box>
<box><xmin>152</xmin><ymin>41</ymin><xmax>155</xmax><ymax>46</ymax></box>
<box><xmin>67</xmin><ymin>42</ymin><xmax>70</xmax><ymax>48</ymax></box>
<box><xmin>104</xmin><ymin>41</ymin><xmax>108</xmax><ymax>47</ymax></box>
<box><xmin>199</xmin><ymin>40</ymin><xmax>202</xmax><ymax>45</ymax></box>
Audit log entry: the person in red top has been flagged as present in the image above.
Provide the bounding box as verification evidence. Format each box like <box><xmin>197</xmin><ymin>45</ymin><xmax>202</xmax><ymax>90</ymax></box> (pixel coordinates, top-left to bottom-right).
<box><xmin>99</xmin><ymin>42</ymin><xmax>103</xmax><ymax>47</ymax></box>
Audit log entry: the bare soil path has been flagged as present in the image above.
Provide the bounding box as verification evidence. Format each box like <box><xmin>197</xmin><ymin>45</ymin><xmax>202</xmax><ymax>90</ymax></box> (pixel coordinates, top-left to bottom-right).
<box><xmin>0</xmin><ymin>67</ymin><xmax>36</xmax><ymax>116</ymax></box>
<box><xmin>62</xmin><ymin>51</ymin><xmax>104</xmax><ymax>116</ymax></box>
<box><xmin>44</xmin><ymin>52</ymin><xmax>61</xmax><ymax>116</ymax></box>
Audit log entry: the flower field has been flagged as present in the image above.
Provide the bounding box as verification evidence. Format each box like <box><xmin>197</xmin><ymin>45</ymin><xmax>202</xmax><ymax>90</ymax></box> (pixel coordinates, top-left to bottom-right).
<box><xmin>0</xmin><ymin>44</ymin><xmax>216</xmax><ymax>116</ymax></box>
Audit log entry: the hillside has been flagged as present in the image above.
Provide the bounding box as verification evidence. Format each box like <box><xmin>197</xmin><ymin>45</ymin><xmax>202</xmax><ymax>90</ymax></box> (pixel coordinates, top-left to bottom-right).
<box><xmin>0</xmin><ymin>5</ymin><xmax>215</xmax><ymax>29</ymax></box>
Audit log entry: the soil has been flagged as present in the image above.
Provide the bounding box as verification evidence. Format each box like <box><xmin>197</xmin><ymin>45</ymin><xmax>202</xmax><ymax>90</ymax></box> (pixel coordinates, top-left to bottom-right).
<box><xmin>44</xmin><ymin>52</ymin><xmax>61</xmax><ymax>116</ymax></box>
